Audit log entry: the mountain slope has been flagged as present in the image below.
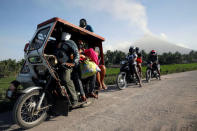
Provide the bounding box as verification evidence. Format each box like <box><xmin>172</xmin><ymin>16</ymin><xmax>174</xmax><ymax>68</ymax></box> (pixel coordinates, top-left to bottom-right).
<box><xmin>133</xmin><ymin>35</ymin><xmax>192</xmax><ymax>54</ymax></box>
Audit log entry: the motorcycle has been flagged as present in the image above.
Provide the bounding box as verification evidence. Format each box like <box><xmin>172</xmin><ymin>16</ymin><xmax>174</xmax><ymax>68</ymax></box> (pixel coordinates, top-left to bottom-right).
<box><xmin>6</xmin><ymin>17</ymin><xmax>105</xmax><ymax>129</ymax></box>
<box><xmin>116</xmin><ymin>60</ymin><xmax>140</xmax><ymax>90</ymax></box>
<box><xmin>146</xmin><ymin>62</ymin><xmax>161</xmax><ymax>82</ymax></box>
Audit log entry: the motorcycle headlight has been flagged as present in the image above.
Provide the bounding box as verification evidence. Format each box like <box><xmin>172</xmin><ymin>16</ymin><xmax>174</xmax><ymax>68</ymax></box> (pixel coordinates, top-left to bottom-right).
<box><xmin>29</xmin><ymin>56</ymin><xmax>42</xmax><ymax>64</ymax></box>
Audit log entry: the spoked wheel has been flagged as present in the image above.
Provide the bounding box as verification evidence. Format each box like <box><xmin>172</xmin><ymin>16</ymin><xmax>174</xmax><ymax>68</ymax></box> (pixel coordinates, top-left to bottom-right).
<box><xmin>116</xmin><ymin>72</ymin><xmax>127</xmax><ymax>90</ymax></box>
<box><xmin>13</xmin><ymin>90</ymin><xmax>48</xmax><ymax>129</ymax></box>
<box><xmin>146</xmin><ymin>69</ymin><xmax>151</xmax><ymax>83</ymax></box>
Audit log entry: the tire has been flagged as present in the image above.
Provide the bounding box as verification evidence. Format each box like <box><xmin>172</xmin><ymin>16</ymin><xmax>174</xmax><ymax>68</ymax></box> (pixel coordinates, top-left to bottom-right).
<box><xmin>116</xmin><ymin>72</ymin><xmax>127</xmax><ymax>90</ymax></box>
<box><xmin>156</xmin><ymin>70</ymin><xmax>160</xmax><ymax>80</ymax></box>
<box><xmin>13</xmin><ymin>90</ymin><xmax>48</xmax><ymax>129</ymax></box>
<box><xmin>155</xmin><ymin>71</ymin><xmax>159</xmax><ymax>79</ymax></box>
<box><xmin>146</xmin><ymin>69</ymin><xmax>151</xmax><ymax>83</ymax></box>
<box><xmin>156</xmin><ymin>64</ymin><xmax>161</xmax><ymax>80</ymax></box>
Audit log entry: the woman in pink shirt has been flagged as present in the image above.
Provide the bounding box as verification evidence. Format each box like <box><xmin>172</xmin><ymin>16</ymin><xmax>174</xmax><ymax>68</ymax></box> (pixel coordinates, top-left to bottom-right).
<box><xmin>84</xmin><ymin>47</ymin><xmax>107</xmax><ymax>90</ymax></box>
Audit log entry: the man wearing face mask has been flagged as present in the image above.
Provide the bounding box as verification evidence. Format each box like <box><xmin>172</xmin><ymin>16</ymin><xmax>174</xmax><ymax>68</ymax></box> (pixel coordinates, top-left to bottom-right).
<box><xmin>79</xmin><ymin>18</ymin><xmax>94</xmax><ymax>32</ymax></box>
<box><xmin>57</xmin><ymin>32</ymin><xmax>79</xmax><ymax>106</ymax></box>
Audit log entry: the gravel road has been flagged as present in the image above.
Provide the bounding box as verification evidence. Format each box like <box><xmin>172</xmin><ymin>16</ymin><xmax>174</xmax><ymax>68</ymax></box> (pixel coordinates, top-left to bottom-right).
<box><xmin>1</xmin><ymin>70</ymin><xmax>197</xmax><ymax>131</ymax></box>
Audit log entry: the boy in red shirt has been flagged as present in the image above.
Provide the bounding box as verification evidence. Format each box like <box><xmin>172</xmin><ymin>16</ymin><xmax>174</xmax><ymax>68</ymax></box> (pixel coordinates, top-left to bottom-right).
<box><xmin>136</xmin><ymin>47</ymin><xmax>142</xmax><ymax>77</ymax></box>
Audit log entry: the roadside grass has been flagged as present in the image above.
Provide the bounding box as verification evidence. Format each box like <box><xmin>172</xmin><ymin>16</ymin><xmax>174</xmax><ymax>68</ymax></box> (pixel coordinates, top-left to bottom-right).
<box><xmin>104</xmin><ymin>63</ymin><xmax>197</xmax><ymax>85</ymax></box>
<box><xmin>160</xmin><ymin>63</ymin><xmax>197</xmax><ymax>74</ymax></box>
<box><xmin>0</xmin><ymin>76</ymin><xmax>16</xmax><ymax>99</ymax></box>
<box><xmin>0</xmin><ymin>63</ymin><xmax>196</xmax><ymax>112</ymax></box>
<box><xmin>106</xmin><ymin>68</ymin><xmax>120</xmax><ymax>76</ymax></box>
<box><xmin>0</xmin><ymin>76</ymin><xmax>16</xmax><ymax>112</ymax></box>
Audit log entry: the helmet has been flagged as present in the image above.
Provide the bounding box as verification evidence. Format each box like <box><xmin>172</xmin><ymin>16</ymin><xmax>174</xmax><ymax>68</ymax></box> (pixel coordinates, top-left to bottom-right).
<box><xmin>129</xmin><ymin>46</ymin><xmax>136</xmax><ymax>53</ymax></box>
<box><xmin>150</xmin><ymin>50</ymin><xmax>156</xmax><ymax>55</ymax></box>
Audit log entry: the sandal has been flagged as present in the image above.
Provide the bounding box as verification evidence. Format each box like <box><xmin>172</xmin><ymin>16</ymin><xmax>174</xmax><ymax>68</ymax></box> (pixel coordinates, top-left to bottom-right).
<box><xmin>88</xmin><ymin>93</ymin><xmax>98</xmax><ymax>99</ymax></box>
<box><xmin>81</xmin><ymin>95</ymin><xmax>87</xmax><ymax>102</ymax></box>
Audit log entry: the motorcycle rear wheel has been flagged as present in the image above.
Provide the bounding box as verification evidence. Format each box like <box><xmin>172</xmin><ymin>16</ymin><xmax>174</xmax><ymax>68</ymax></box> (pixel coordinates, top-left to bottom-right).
<box><xmin>155</xmin><ymin>70</ymin><xmax>160</xmax><ymax>80</ymax></box>
<box><xmin>116</xmin><ymin>72</ymin><xmax>127</xmax><ymax>90</ymax></box>
<box><xmin>146</xmin><ymin>69</ymin><xmax>151</xmax><ymax>83</ymax></box>
<box><xmin>13</xmin><ymin>90</ymin><xmax>48</xmax><ymax>129</ymax></box>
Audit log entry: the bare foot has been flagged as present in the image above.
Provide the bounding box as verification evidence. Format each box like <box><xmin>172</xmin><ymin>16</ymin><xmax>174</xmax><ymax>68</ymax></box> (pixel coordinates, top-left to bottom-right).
<box><xmin>102</xmin><ymin>84</ymin><xmax>108</xmax><ymax>90</ymax></box>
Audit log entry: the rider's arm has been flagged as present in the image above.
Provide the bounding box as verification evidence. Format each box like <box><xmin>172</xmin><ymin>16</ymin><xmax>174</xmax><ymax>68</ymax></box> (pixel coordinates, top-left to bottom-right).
<box><xmin>148</xmin><ymin>55</ymin><xmax>153</xmax><ymax>63</ymax></box>
<box><xmin>66</xmin><ymin>40</ymin><xmax>80</xmax><ymax>66</ymax></box>
<box><xmin>134</xmin><ymin>54</ymin><xmax>137</xmax><ymax>60</ymax></box>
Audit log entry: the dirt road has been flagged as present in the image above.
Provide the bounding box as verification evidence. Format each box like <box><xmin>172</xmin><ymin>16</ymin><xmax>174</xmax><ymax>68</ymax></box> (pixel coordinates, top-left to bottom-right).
<box><xmin>1</xmin><ymin>71</ymin><xmax>197</xmax><ymax>131</ymax></box>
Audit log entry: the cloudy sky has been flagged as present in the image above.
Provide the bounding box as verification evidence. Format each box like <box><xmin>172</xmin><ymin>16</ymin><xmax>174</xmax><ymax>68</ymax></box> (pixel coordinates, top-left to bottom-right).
<box><xmin>0</xmin><ymin>0</ymin><xmax>197</xmax><ymax>60</ymax></box>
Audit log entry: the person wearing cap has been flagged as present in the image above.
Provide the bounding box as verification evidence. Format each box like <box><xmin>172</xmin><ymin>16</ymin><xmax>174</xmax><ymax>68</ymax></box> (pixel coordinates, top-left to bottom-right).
<box><xmin>71</xmin><ymin>40</ymin><xmax>88</xmax><ymax>101</ymax></box>
<box><xmin>79</xmin><ymin>18</ymin><xmax>94</xmax><ymax>32</ymax></box>
<box><xmin>57</xmin><ymin>32</ymin><xmax>79</xmax><ymax>106</ymax></box>
<box><xmin>77</xmin><ymin>40</ymin><xmax>98</xmax><ymax>98</ymax></box>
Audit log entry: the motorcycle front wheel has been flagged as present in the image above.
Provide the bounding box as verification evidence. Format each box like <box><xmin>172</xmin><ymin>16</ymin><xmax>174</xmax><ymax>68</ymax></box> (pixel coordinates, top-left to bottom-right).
<box><xmin>116</xmin><ymin>72</ymin><xmax>127</xmax><ymax>90</ymax></box>
<box><xmin>13</xmin><ymin>90</ymin><xmax>48</xmax><ymax>129</ymax></box>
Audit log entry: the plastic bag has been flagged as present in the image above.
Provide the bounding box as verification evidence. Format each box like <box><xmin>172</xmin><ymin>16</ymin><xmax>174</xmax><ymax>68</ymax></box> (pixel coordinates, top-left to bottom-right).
<box><xmin>80</xmin><ymin>59</ymin><xmax>98</xmax><ymax>79</ymax></box>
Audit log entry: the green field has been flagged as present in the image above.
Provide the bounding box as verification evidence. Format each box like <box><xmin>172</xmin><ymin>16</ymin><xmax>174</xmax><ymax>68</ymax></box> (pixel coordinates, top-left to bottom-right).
<box><xmin>0</xmin><ymin>76</ymin><xmax>16</xmax><ymax>99</ymax></box>
<box><xmin>0</xmin><ymin>63</ymin><xmax>197</xmax><ymax>94</ymax></box>
<box><xmin>0</xmin><ymin>76</ymin><xmax>16</xmax><ymax>112</ymax></box>
<box><xmin>104</xmin><ymin>63</ymin><xmax>197</xmax><ymax>85</ymax></box>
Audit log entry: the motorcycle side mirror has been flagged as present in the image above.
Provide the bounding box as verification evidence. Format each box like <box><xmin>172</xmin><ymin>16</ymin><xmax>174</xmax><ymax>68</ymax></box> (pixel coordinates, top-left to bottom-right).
<box><xmin>24</xmin><ymin>43</ymin><xmax>29</xmax><ymax>53</ymax></box>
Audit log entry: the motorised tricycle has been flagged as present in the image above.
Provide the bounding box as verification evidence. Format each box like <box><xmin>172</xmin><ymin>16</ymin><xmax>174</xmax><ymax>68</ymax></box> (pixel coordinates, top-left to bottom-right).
<box><xmin>6</xmin><ymin>17</ymin><xmax>105</xmax><ymax>129</ymax></box>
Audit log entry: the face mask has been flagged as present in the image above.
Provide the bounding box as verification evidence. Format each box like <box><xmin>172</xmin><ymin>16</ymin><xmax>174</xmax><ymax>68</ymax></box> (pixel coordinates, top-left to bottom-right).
<box><xmin>65</xmin><ymin>34</ymin><xmax>71</xmax><ymax>40</ymax></box>
<box><xmin>61</xmin><ymin>32</ymin><xmax>71</xmax><ymax>41</ymax></box>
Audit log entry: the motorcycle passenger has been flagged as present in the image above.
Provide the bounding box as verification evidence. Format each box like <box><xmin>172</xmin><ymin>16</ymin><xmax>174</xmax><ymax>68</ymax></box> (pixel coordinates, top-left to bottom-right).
<box><xmin>79</xmin><ymin>19</ymin><xmax>107</xmax><ymax>90</ymax></box>
<box><xmin>127</xmin><ymin>46</ymin><xmax>142</xmax><ymax>87</ymax></box>
<box><xmin>148</xmin><ymin>50</ymin><xmax>161</xmax><ymax>79</ymax></box>
<box><xmin>71</xmin><ymin>40</ymin><xmax>87</xmax><ymax>102</ymax></box>
<box><xmin>136</xmin><ymin>47</ymin><xmax>143</xmax><ymax>77</ymax></box>
<box><xmin>57</xmin><ymin>32</ymin><xmax>80</xmax><ymax>106</ymax></box>
<box><xmin>78</xmin><ymin>41</ymin><xmax>98</xmax><ymax>98</ymax></box>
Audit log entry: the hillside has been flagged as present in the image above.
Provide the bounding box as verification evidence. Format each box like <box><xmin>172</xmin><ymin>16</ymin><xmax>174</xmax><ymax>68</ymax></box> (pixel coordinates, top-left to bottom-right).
<box><xmin>133</xmin><ymin>35</ymin><xmax>192</xmax><ymax>54</ymax></box>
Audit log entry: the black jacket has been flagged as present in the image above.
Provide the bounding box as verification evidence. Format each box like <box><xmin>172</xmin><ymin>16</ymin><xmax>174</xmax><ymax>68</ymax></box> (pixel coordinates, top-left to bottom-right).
<box><xmin>148</xmin><ymin>54</ymin><xmax>158</xmax><ymax>63</ymax></box>
<box><xmin>57</xmin><ymin>40</ymin><xmax>79</xmax><ymax>66</ymax></box>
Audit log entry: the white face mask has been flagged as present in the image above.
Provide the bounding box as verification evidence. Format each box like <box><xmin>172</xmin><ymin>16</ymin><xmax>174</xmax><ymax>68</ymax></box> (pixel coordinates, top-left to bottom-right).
<box><xmin>61</xmin><ymin>32</ymin><xmax>71</xmax><ymax>41</ymax></box>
